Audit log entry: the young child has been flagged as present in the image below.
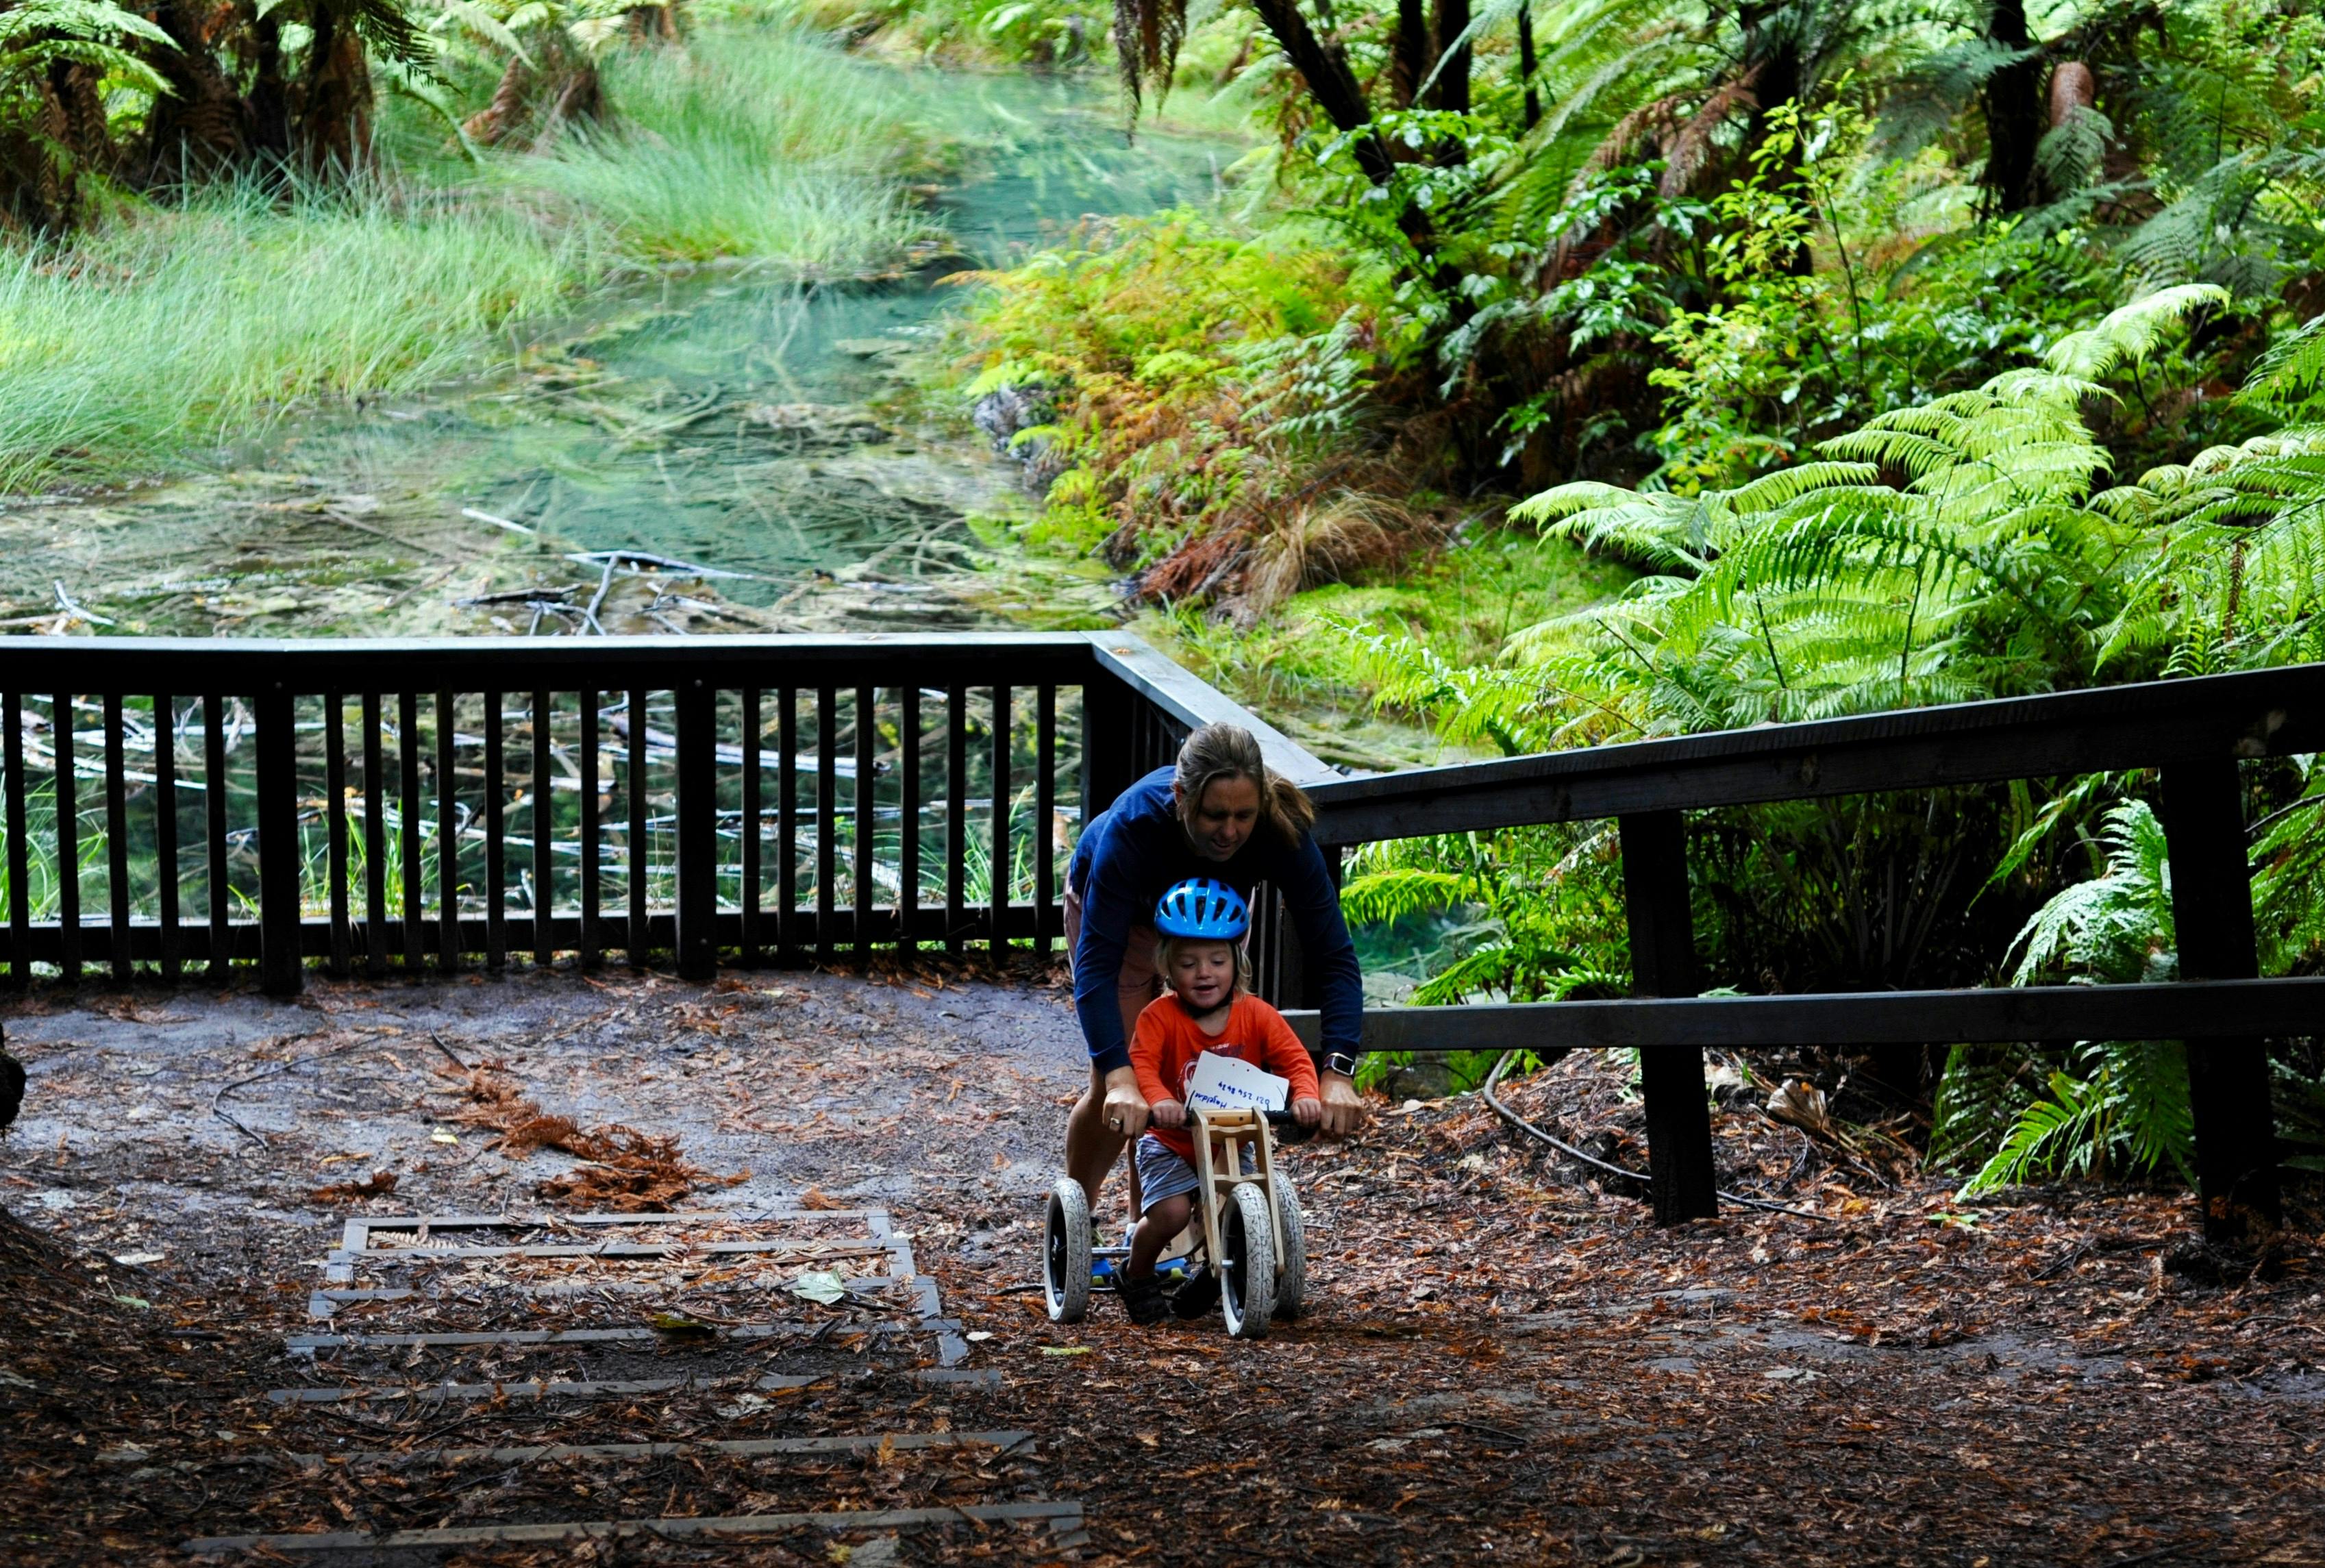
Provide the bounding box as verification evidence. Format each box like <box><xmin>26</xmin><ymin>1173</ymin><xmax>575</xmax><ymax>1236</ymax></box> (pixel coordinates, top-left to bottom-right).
<box><xmin>1121</xmin><ymin>877</ymin><xmax>1321</xmax><ymax>1326</ymax></box>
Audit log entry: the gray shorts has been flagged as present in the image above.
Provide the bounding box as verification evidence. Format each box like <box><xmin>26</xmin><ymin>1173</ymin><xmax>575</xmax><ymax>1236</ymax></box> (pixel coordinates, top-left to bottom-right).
<box><xmin>1134</xmin><ymin>1133</ymin><xmax>1253</xmax><ymax>1215</ymax></box>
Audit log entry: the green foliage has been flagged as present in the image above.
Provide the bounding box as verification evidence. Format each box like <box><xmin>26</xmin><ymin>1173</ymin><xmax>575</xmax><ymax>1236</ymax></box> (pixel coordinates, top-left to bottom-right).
<box><xmin>1956</xmin><ymin>1041</ymin><xmax>2196</xmax><ymax>1197</ymax></box>
<box><xmin>1939</xmin><ymin>800</ymin><xmax>2195</xmax><ymax>1197</ymax></box>
<box><xmin>2004</xmin><ymin>801</ymin><xmax>2175</xmax><ymax>986</ymax></box>
<box><xmin>1476</xmin><ymin>286</ymin><xmax>2239</xmax><ymax>749</ymax></box>
<box><xmin>1340</xmin><ymin>823</ymin><xmax>1630</xmax><ymax>1005</ymax></box>
<box><xmin>956</xmin><ymin>212</ymin><xmax>1418</xmax><ymax>586</ymax></box>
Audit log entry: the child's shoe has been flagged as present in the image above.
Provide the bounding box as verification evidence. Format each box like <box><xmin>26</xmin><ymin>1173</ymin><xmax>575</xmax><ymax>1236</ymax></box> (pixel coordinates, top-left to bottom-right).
<box><xmin>1169</xmin><ymin>1265</ymin><xmax>1221</xmax><ymax>1320</ymax></box>
<box><xmin>1120</xmin><ymin>1272</ymin><xmax>1170</xmax><ymax>1326</ymax></box>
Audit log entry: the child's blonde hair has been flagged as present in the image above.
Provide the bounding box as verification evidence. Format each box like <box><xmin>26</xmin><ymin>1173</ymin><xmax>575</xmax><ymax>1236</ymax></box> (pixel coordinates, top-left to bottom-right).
<box><xmin>1153</xmin><ymin>932</ymin><xmax>1254</xmax><ymax>998</ymax></box>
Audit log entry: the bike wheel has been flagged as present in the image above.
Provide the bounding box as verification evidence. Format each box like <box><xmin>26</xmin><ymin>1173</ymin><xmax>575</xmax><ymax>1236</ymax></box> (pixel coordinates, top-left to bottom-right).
<box><xmin>1273</xmin><ymin>1175</ymin><xmax>1307</xmax><ymax>1320</ymax></box>
<box><xmin>1219</xmin><ymin>1182</ymin><xmax>1276</xmax><ymax>1341</ymax></box>
<box><xmin>1043</xmin><ymin>1178</ymin><xmax>1091</xmax><ymax>1323</ymax></box>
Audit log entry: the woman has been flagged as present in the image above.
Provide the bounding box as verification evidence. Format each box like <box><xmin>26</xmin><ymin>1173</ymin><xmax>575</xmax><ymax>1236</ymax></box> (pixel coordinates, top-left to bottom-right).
<box><xmin>1062</xmin><ymin>722</ymin><xmax>1367</xmax><ymax>1217</ymax></box>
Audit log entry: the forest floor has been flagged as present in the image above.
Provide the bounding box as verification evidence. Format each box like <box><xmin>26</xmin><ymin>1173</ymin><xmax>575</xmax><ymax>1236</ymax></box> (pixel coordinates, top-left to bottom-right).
<box><xmin>2</xmin><ymin>966</ymin><xmax>2321</xmax><ymax>1566</ymax></box>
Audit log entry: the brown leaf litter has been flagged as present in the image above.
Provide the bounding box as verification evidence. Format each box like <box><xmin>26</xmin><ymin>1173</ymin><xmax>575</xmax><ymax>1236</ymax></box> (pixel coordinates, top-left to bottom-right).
<box><xmin>436</xmin><ymin>1060</ymin><xmax>747</xmax><ymax>1211</ymax></box>
<box><xmin>308</xmin><ymin>1169</ymin><xmax>398</xmax><ymax>1202</ymax></box>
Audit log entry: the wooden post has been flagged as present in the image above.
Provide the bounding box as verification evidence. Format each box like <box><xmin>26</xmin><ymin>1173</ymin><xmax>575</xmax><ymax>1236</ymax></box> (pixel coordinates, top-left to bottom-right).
<box><xmin>673</xmin><ymin>679</ymin><xmax>718</xmax><ymax>982</ymax></box>
<box><xmin>1080</xmin><ymin>671</ymin><xmax>1137</xmax><ymax>828</ymax></box>
<box><xmin>1619</xmin><ymin>810</ymin><xmax>1717</xmax><ymax>1223</ymax></box>
<box><xmin>255</xmin><ymin>685</ymin><xmax>303</xmax><ymax>997</ymax></box>
<box><xmin>2160</xmin><ymin>758</ymin><xmax>2281</xmax><ymax>1239</ymax></box>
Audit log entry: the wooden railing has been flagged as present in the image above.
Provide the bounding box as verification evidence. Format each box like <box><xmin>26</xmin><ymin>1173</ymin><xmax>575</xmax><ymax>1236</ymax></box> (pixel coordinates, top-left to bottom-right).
<box><xmin>0</xmin><ymin>633</ymin><xmax>1315</xmax><ymax>994</ymax></box>
<box><xmin>1284</xmin><ymin>662</ymin><xmax>2325</xmax><ymax>1240</ymax></box>
<box><xmin>6</xmin><ymin>626</ymin><xmax>2315</xmax><ymax>1241</ymax></box>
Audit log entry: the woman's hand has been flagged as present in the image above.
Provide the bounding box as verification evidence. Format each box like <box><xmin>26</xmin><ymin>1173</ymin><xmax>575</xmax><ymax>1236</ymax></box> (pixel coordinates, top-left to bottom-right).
<box><xmin>1150</xmin><ymin>1099</ymin><xmax>1187</xmax><ymax>1130</ymax></box>
<box><xmin>1101</xmin><ymin>1067</ymin><xmax>1151</xmax><ymax>1143</ymax></box>
<box><xmin>1317</xmin><ymin>1071</ymin><xmax>1369</xmax><ymax>1138</ymax></box>
<box><xmin>1291</xmin><ymin>1095</ymin><xmax>1321</xmax><ymax>1128</ymax></box>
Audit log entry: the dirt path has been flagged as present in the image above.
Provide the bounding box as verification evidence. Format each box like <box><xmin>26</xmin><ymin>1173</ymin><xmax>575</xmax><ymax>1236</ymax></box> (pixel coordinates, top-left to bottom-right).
<box><xmin>3</xmin><ymin>968</ymin><xmax>2321</xmax><ymax>1565</ymax></box>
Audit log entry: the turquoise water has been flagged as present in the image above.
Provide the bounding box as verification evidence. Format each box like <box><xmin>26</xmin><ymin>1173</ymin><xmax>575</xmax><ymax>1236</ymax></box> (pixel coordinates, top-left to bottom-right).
<box><xmin>0</xmin><ymin>77</ymin><xmax>1230</xmax><ymax>637</ymax></box>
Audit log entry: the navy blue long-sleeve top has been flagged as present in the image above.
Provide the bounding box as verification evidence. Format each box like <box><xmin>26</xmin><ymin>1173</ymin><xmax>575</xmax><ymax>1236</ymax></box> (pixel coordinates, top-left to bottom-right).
<box><xmin>1069</xmin><ymin>768</ymin><xmax>1363</xmax><ymax>1075</ymax></box>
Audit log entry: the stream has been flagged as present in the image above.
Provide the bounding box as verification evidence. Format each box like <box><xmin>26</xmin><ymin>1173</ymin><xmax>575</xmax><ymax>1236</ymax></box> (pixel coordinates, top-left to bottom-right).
<box><xmin>0</xmin><ymin>75</ymin><xmax>1230</xmax><ymax>639</ymax></box>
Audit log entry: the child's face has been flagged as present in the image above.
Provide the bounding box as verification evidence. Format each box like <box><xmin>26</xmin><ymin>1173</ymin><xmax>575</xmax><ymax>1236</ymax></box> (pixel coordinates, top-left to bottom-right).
<box><xmin>1167</xmin><ymin>940</ymin><xmax>1237</xmax><ymax>1014</ymax></box>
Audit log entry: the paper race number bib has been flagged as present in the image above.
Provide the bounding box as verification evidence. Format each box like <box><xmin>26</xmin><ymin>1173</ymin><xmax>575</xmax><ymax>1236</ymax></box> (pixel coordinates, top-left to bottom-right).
<box><xmin>1183</xmin><ymin>1049</ymin><xmax>1289</xmax><ymax>1117</ymax></box>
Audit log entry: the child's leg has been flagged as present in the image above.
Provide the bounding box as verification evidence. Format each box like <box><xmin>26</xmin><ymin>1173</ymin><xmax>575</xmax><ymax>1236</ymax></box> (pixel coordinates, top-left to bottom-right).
<box><xmin>1127</xmin><ymin>1194</ymin><xmax>1191</xmax><ymax>1280</ymax></box>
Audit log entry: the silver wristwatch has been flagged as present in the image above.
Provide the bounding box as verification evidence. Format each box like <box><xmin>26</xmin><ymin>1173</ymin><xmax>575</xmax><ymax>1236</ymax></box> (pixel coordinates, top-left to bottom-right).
<box><xmin>1322</xmin><ymin>1051</ymin><xmax>1360</xmax><ymax>1079</ymax></box>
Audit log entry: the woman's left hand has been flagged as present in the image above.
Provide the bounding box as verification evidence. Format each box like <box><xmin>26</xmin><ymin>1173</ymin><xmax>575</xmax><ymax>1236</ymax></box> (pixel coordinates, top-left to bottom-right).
<box><xmin>1317</xmin><ymin>1071</ymin><xmax>1368</xmax><ymax>1138</ymax></box>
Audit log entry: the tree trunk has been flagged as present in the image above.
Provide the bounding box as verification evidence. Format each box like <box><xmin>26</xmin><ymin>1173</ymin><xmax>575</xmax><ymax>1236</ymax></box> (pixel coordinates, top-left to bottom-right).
<box><xmin>1738</xmin><ymin>0</ymin><xmax>1808</xmax><ymax>274</ymax></box>
<box><xmin>464</xmin><ymin>54</ymin><xmax>538</xmax><ymax>148</ymax></box>
<box><xmin>249</xmin><ymin>14</ymin><xmax>292</xmax><ymax>168</ymax></box>
<box><xmin>137</xmin><ymin>0</ymin><xmax>248</xmax><ymax>182</ymax></box>
<box><xmin>298</xmin><ymin>5</ymin><xmax>375</xmax><ymax>177</ymax></box>
<box><xmin>49</xmin><ymin>60</ymin><xmax>111</xmax><ymax>176</ymax></box>
<box><xmin>1247</xmin><ymin>0</ymin><xmax>1395</xmax><ymax>184</ymax></box>
<box><xmin>1430</xmin><ymin>0</ymin><xmax>1469</xmax><ymax>114</ymax></box>
<box><xmin>1391</xmin><ymin>0</ymin><xmax>1430</xmax><ymax>109</ymax></box>
<box><xmin>1980</xmin><ymin>0</ymin><xmax>2043</xmax><ymax>212</ymax></box>
<box><xmin>466</xmin><ymin>32</ymin><xmax>604</xmax><ymax>149</ymax></box>
<box><xmin>1738</xmin><ymin>0</ymin><xmax>1802</xmax><ymax>155</ymax></box>
<box><xmin>1247</xmin><ymin>0</ymin><xmax>1449</xmax><ymax>271</ymax></box>
<box><xmin>1517</xmin><ymin>0</ymin><xmax>1540</xmax><ymax>130</ymax></box>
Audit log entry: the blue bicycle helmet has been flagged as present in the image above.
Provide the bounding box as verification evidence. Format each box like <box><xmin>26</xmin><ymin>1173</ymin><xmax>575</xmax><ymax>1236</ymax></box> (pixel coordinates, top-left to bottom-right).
<box><xmin>1154</xmin><ymin>878</ymin><xmax>1249</xmax><ymax>941</ymax></box>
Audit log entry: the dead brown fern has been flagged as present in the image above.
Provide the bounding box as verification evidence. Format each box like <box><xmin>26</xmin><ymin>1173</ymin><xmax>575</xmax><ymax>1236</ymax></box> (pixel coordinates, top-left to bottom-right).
<box><xmin>437</xmin><ymin>1062</ymin><xmax>746</xmax><ymax>1212</ymax></box>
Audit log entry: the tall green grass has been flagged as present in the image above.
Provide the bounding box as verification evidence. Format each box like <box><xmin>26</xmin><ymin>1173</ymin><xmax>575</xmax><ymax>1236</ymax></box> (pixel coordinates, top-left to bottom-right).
<box><xmin>0</xmin><ymin>182</ymin><xmax>596</xmax><ymax>491</ymax></box>
<box><xmin>0</xmin><ymin>24</ymin><xmax>945</xmax><ymax>491</ymax></box>
<box><xmin>495</xmin><ymin>25</ymin><xmax>947</xmax><ymax>266</ymax></box>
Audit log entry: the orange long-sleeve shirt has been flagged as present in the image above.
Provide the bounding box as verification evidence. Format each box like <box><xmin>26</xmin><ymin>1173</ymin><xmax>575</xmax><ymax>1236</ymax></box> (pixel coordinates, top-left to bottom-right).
<box><xmin>1130</xmin><ymin>992</ymin><xmax>1320</xmax><ymax>1162</ymax></box>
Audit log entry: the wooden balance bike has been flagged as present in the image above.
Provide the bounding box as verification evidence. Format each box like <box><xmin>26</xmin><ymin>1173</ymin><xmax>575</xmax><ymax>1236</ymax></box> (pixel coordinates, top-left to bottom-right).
<box><xmin>1043</xmin><ymin>1106</ymin><xmax>1307</xmax><ymax>1340</ymax></box>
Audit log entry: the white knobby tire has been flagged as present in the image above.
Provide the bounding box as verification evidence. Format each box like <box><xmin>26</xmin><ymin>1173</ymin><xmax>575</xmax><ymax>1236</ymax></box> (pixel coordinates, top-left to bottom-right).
<box><xmin>1273</xmin><ymin>1175</ymin><xmax>1306</xmax><ymax>1319</ymax></box>
<box><xmin>1043</xmin><ymin>1178</ymin><xmax>1091</xmax><ymax>1323</ymax></box>
<box><xmin>1219</xmin><ymin>1182</ymin><xmax>1276</xmax><ymax>1341</ymax></box>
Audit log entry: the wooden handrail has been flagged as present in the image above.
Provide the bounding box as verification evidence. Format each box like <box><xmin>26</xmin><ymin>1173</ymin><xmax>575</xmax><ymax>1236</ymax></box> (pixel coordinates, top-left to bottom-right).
<box><xmin>1306</xmin><ymin>662</ymin><xmax>2324</xmax><ymax>843</ymax></box>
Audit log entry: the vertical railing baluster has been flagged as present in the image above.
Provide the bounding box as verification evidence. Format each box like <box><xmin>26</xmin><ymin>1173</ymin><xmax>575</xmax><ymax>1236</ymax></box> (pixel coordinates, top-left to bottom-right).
<box><xmin>55</xmin><ymin>692</ymin><xmax>79</xmax><ymax>983</ymax></box>
<box><xmin>362</xmin><ymin>693</ymin><xmax>386</xmax><ymax>978</ymax></box>
<box><xmin>325</xmin><ymin>693</ymin><xmax>351</xmax><ymax>978</ymax></box>
<box><xmin>627</xmin><ymin>688</ymin><xmax>647</xmax><ymax>967</ymax></box>
<box><xmin>436</xmin><ymin>690</ymin><xmax>458</xmax><ymax>972</ymax></box>
<box><xmin>579</xmin><ymin>689</ymin><xmax>601</xmax><ymax>967</ymax></box>
<box><xmin>741</xmin><ymin>687</ymin><xmax>762</xmax><ymax>965</ymax></box>
<box><xmin>1036</xmin><ymin>684</ymin><xmax>1056</xmax><ymax>958</ymax></box>
<box><xmin>398</xmin><ymin>693</ymin><xmax>422</xmax><ymax>973</ymax></box>
<box><xmin>991</xmin><ymin>684</ymin><xmax>1010</xmax><ymax>962</ymax></box>
<box><xmin>103</xmin><ymin>693</ymin><xmax>129</xmax><ymax>983</ymax></box>
<box><xmin>155</xmin><ymin>694</ymin><xmax>179</xmax><ymax>983</ymax></box>
<box><xmin>673</xmin><ymin>679</ymin><xmax>717</xmax><ymax>982</ymax></box>
<box><xmin>945</xmin><ymin>686</ymin><xmax>966</xmax><ymax>956</ymax></box>
<box><xmin>854</xmin><ymin>685</ymin><xmax>875</xmax><ymax>958</ymax></box>
<box><xmin>206</xmin><ymin>695</ymin><xmax>229</xmax><ymax>980</ymax></box>
<box><xmin>816</xmin><ymin>686</ymin><xmax>836</xmax><ymax>960</ymax></box>
<box><xmin>4</xmin><ymin>691</ymin><xmax>25</xmax><ymax>986</ymax></box>
<box><xmin>778</xmin><ymin>688</ymin><xmax>797</xmax><ymax>963</ymax></box>
<box><xmin>899</xmin><ymin>686</ymin><xmax>920</xmax><ymax>956</ymax></box>
<box><xmin>533</xmin><ymin>690</ymin><xmax>554</xmax><ymax>969</ymax></box>
<box><xmin>484</xmin><ymin>689</ymin><xmax>506</xmax><ymax>971</ymax></box>
<box><xmin>255</xmin><ymin>686</ymin><xmax>301</xmax><ymax>997</ymax></box>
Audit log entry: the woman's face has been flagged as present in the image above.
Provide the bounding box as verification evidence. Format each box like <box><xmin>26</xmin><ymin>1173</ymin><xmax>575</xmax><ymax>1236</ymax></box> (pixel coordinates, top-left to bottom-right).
<box><xmin>1178</xmin><ymin>775</ymin><xmax>1262</xmax><ymax>862</ymax></box>
<box><xmin>1168</xmin><ymin>940</ymin><xmax>1238</xmax><ymax>1015</ymax></box>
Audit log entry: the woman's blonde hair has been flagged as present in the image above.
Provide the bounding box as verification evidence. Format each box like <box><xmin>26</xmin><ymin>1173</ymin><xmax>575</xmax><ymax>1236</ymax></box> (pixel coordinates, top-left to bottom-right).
<box><xmin>1173</xmin><ymin>723</ymin><xmax>1315</xmax><ymax>846</ymax></box>
<box><xmin>1153</xmin><ymin>932</ymin><xmax>1255</xmax><ymax>999</ymax></box>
